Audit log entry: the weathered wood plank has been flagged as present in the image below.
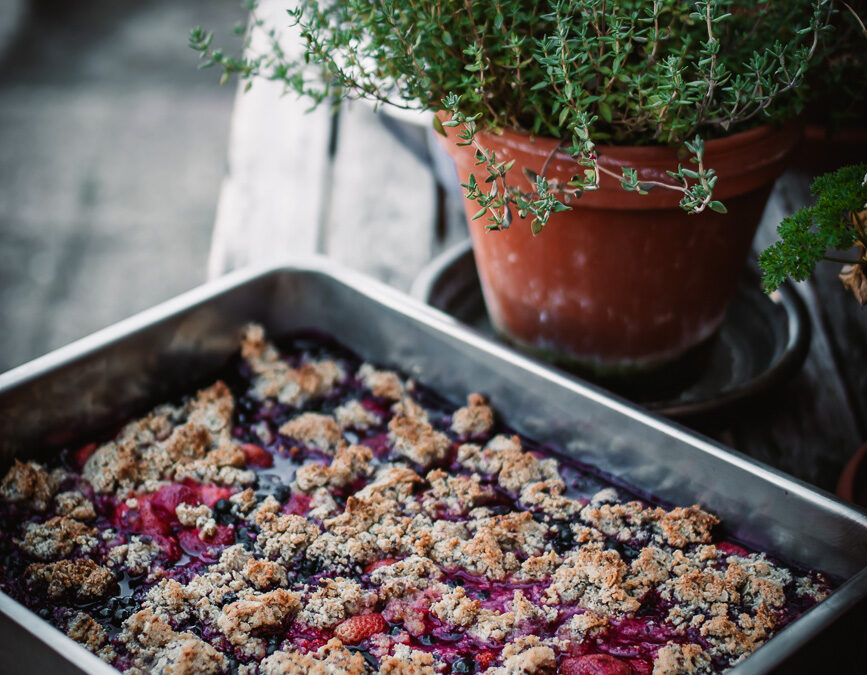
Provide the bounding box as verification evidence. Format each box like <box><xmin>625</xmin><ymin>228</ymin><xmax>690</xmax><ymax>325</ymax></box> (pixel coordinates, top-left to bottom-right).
<box><xmin>322</xmin><ymin>102</ymin><xmax>438</xmax><ymax>290</ymax></box>
<box><xmin>700</xmin><ymin>171</ymin><xmax>864</xmax><ymax>490</ymax></box>
<box><xmin>207</xmin><ymin>0</ymin><xmax>332</xmax><ymax>278</ymax></box>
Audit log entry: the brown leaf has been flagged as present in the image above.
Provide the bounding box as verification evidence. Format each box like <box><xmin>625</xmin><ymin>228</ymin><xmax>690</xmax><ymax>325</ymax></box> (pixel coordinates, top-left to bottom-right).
<box><xmin>839</xmin><ymin>262</ymin><xmax>867</xmax><ymax>306</ymax></box>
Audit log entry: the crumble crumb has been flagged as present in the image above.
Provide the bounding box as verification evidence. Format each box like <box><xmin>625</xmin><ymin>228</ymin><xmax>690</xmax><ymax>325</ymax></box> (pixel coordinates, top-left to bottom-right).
<box><xmin>279</xmin><ymin>413</ymin><xmax>342</xmax><ymax>454</ymax></box>
<box><xmin>253</xmin><ymin>508</ymin><xmax>320</xmax><ymax>565</ymax></box>
<box><xmin>335</xmin><ymin>399</ymin><xmax>382</xmax><ymax>430</ymax></box>
<box><xmin>796</xmin><ymin>574</ymin><xmax>830</xmax><ymax>602</ymax></box>
<box><xmin>18</xmin><ymin>515</ymin><xmax>98</xmax><ymax>559</ymax></box>
<box><xmin>354</xmin><ymin>465</ymin><xmax>423</xmax><ymax>503</ymax></box>
<box><xmin>424</xmin><ymin>469</ymin><xmax>493</xmax><ymax>516</ymax></box>
<box><xmin>297</xmin><ymin>577</ymin><xmax>375</xmax><ymax>629</ymax></box>
<box><xmin>0</xmin><ymin>459</ymin><xmax>63</xmax><ymax>511</ymax></box>
<box><xmin>468</xmin><ymin>511</ymin><xmax>548</xmax><ymax>556</ymax></box>
<box><xmin>487</xmin><ymin>635</ymin><xmax>556</xmax><ymax>674</ymax></box>
<box><xmin>451</xmin><ymin>393</ymin><xmax>495</xmax><ymax>437</ymax></box>
<box><xmin>230</xmin><ymin>487</ymin><xmax>257</xmax><ymax>513</ymax></box>
<box><xmin>515</xmin><ymin>551</ymin><xmax>562</xmax><ymax>581</ymax></box>
<box><xmin>242</xmin><ymin>558</ymin><xmax>287</xmax><ymax>590</ymax></box>
<box><xmin>121</xmin><ymin>608</ymin><xmax>227</xmax><ymax>675</ymax></box>
<box><xmin>653</xmin><ymin>642</ymin><xmax>713</xmax><ymax>675</ymax></box>
<box><xmin>242</xmin><ymin>324</ymin><xmax>345</xmax><ymax>406</ymax></box>
<box><xmin>175</xmin><ymin>502</ymin><xmax>212</xmax><ymax>527</ymax></box>
<box><xmin>388</xmin><ymin>411</ymin><xmax>450</xmax><ymax>468</ymax></box>
<box><xmin>543</xmin><ymin>543</ymin><xmax>641</xmax><ymax>616</ymax></box>
<box><xmin>218</xmin><ymin>589</ymin><xmax>301</xmax><ymax>649</ymax></box>
<box><xmin>370</xmin><ymin>555</ymin><xmax>443</xmax><ymax>599</ymax></box>
<box><xmin>108</xmin><ymin>535</ymin><xmax>162</xmax><ymax>576</ymax></box>
<box><xmin>468</xmin><ymin>590</ymin><xmax>557</xmax><ymax>643</ymax></box>
<box><xmin>431</xmin><ymin>586</ymin><xmax>481</xmax><ymax>628</ymax></box>
<box><xmin>456</xmin><ymin>435</ymin><xmax>520</xmax><ymax>475</ymax></box>
<box><xmin>559</xmin><ymin>611</ymin><xmax>609</xmax><ymax>641</ymax></box>
<box><xmin>656</xmin><ymin>506</ymin><xmax>719</xmax><ymax>548</ymax></box>
<box><xmin>260</xmin><ymin>637</ymin><xmax>369</xmax><ymax>675</ymax></box>
<box><xmin>520</xmin><ymin>480</ymin><xmax>583</xmax><ymax>519</ymax></box>
<box><xmin>54</xmin><ymin>490</ymin><xmax>97</xmax><ymax>521</ymax></box>
<box><xmin>67</xmin><ymin>612</ymin><xmax>116</xmax><ymax>662</ymax></box>
<box><xmin>295</xmin><ymin>443</ymin><xmax>373</xmax><ymax>492</ymax></box>
<box><xmin>26</xmin><ymin>558</ymin><xmax>115</xmax><ymax>600</ymax></box>
<box><xmin>358</xmin><ymin>363</ymin><xmax>405</xmax><ymax>400</ymax></box>
<box><xmin>379</xmin><ymin>643</ymin><xmax>439</xmax><ymax>674</ymax></box>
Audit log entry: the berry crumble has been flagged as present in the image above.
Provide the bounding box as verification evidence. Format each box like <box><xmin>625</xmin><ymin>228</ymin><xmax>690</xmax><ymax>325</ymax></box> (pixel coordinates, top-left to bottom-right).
<box><xmin>0</xmin><ymin>325</ymin><xmax>832</xmax><ymax>674</ymax></box>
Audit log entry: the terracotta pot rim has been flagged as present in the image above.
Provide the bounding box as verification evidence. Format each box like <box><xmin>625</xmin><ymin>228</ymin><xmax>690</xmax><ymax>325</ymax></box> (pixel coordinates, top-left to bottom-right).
<box><xmin>436</xmin><ymin>112</ymin><xmax>803</xmax><ymax>207</ymax></box>
<box><xmin>436</xmin><ymin>110</ymin><xmax>803</xmax><ymax>160</ymax></box>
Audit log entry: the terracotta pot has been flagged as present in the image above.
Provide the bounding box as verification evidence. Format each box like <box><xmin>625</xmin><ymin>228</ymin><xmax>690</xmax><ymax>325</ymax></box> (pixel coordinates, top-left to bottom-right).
<box><xmin>437</xmin><ymin>118</ymin><xmax>804</xmax><ymax>372</ymax></box>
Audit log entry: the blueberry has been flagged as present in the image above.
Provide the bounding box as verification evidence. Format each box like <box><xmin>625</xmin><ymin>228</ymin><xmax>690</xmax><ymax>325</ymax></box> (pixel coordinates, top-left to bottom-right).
<box><xmin>418</xmin><ymin>634</ymin><xmax>434</xmax><ymax>646</ymax></box>
<box><xmin>213</xmin><ymin>499</ymin><xmax>232</xmax><ymax>514</ymax></box>
<box><xmin>452</xmin><ymin>655</ymin><xmax>476</xmax><ymax>673</ymax></box>
<box><xmin>273</xmin><ymin>485</ymin><xmax>292</xmax><ymax>503</ymax></box>
<box><xmin>551</xmin><ymin>520</ymin><xmax>575</xmax><ymax>554</ymax></box>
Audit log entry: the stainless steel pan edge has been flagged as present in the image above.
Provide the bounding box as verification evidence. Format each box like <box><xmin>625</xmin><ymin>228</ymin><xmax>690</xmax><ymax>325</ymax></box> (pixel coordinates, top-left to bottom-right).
<box><xmin>0</xmin><ymin>257</ymin><xmax>864</xmax><ymax>674</ymax></box>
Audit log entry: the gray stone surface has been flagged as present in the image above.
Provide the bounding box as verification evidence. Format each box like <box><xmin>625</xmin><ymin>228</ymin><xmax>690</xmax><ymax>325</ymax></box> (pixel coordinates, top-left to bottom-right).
<box><xmin>0</xmin><ymin>0</ymin><xmax>243</xmax><ymax>371</ymax></box>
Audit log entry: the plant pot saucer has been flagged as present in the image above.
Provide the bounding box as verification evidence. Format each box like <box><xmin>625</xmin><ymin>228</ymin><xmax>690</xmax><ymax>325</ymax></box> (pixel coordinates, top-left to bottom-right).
<box><xmin>411</xmin><ymin>240</ymin><xmax>812</xmax><ymax>420</ymax></box>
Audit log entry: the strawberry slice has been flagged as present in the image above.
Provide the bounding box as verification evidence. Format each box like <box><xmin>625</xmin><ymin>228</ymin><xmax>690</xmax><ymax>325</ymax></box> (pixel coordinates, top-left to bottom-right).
<box><xmin>198</xmin><ymin>484</ymin><xmax>234</xmax><ymax>508</ymax></box>
<box><xmin>476</xmin><ymin>651</ymin><xmax>497</xmax><ymax>669</ymax></box>
<box><xmin>137</xmin><ymin>499</ymin><xmax>171</xmax><ymax>536</ymax></box>
<box><xmin>715</xmin><ymin>541</ymin><xmax>749</xmax><ymax>558</ymax></box>
<box><xmin>283</xmin><ymin>492</ymin><xmax>311</xmax><ymax>516</ymax></box>
<box><xmin>364</xmin><ymin>558</ymin><xmax>400</xmax><ymax>574</ymax></box>
<box><xmin>178</xmin><ymin>525</ymin><xmax>234</xmax><ymax>561</ymax></box>
<box><xmin>74</xmin><ymin>442</ymin><xmax>98</xmax><ymax>469</ymax></box>
<box><xmin>559</xmin><ymin>654</ymin><xmax>633</xmax><ymax>675</ymax></box>
<box><xmin>241</xmin><ymin>443</ymin><xmax>273</xmax><ymax>468</ymax></box>
<box><xmin>333</xmin><ymin>612</ymin><xmax>387</xmax><ymax>645</ymax></box>
<box><xmin>151</xmin><ymin>484</ymin><xmax>198</xmax><ymax>519</ymax></box>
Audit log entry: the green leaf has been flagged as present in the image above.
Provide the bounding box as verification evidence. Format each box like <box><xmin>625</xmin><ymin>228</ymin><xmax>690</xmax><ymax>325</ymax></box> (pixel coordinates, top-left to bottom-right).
<box><xmin>708</xmin><ymin>200</ymin><xmax>727</xmax><ymax>214</ymax></box>
<box><xmin>432</xmin><ymin>115</ymin><xmax>447</xmax><ymax>137</ymax></box>
<box><xmin>598</xmin><ymin>100</ymin><xmax>613</xmax><ymax>123</ymax></box>
<box><xmin>472</xmin><ymin>207</ymin><xmax>487</xmax><ymax>220</ymax></box>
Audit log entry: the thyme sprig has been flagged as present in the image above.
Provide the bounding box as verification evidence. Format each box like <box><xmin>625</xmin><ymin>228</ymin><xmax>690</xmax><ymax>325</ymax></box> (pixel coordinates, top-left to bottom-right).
<box><xmin>192</xmin><ymin>0</ymin><xmax>834</xmax><ymax>232</ymax></box>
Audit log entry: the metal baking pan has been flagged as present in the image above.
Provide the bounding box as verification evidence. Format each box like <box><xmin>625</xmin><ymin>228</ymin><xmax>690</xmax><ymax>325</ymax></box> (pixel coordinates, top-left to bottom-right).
<box><xmin>0</xmin><ymin>259</ymin><xmax>865</xmax><ymax>674</ymax></box>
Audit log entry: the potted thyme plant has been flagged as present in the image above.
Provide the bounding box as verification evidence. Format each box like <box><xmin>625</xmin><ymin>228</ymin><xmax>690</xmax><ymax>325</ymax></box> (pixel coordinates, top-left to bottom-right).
<box><xmin>192</xmin><ymin>0</ymin><xmax>835</xmax><ymax>373</ymax></box>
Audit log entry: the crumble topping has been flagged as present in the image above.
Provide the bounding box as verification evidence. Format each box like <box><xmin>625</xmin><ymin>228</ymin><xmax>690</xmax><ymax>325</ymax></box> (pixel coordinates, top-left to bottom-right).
<box><xmin>18</xmin><ymin>515</ymin><xmax>98</xmax><ymax>559</ymax></box>
<box><xmin>488</xmin><ymin>635</ymin><xmax>556</xmax><ymax>675</ymax></box>
<box><xmin>335</xmin><ymin>399</ymin><xmax>382</xmax><ymax>430</ymax></box>
<box><xmin>295</xmin><ymin>443</ymin><xmax>373</xmax><ymax>492</ymax></box>
<box><xmin>260</xmin><ymin>638</ymin><xmax>368</xmax><ymax>675</ymax></box>
<box><xmin>451</xmin><ymin>393</ymin><xmax>495</xmax><ymax>437</ymax></box>
<box><xmin>358</xmin><ymin>363</ymin><xmax>406</xmax><ymax>401</ymax></box>
<box><xmin>68</xmin><ymin>612</ymin><xmax>117</xmax><ymax>662</ymax></box>
<box><xmin>298</xmin><ymin>577</ymin><xmax>375</xmax><ymax>629</ymax></box>
<box><xmin>217</xmin><ymin>589</ymin><xmax>301</xmax><ymax>653</ymax></box>
<box><xmin>121</xmin><ymin>608</ymin><xmax>227</xmax><ymax>675</ymax></box>
<box><xmin>55</xmin><ymin>490</ymin><xmax>97</xmax><ymax>520</ymax></box>
<box><xmin>26</xmin><ymin>558</ymin><xmax>115</xmax><ymax>600</ymax></box>
<box><xmin>379</xmin><ymin>644</ymin><xmax>438</xmax><ymax>675</ymax></box>
<box><xmin>559</xmin><ymin>610</ymin><xmax>609</xmax><ymax>641</ymax></box>
<box><xmin>0</xmin><ymin>325</ymin><xmax>833</xmax><ymax>674</ymax></box>
<box><xmin>279</xmin><ymin>413</ymin><xmax>342</xmax><ymax>454</ymax></box>
<box><xmin>388</xmin><ymin>410</ymin><xmax>450</xmax><ymax>468</ymax></box>
<box><xmin>0</xmin><ymin>459</ymin><xmax>63</xmax><ymax>511</ymax></box>
<box><xmin>653</xmin><ymin>642</ymin><xmax>713</xmax><ymax>675</ymax></box>
<box><xmin>242</xmin><ymin>324</ymin><xmax>344</xmax><ymax>405</ymax></box>
<box><xmin>108</xmin><ymin>535</ymin><xmax>162</xmax><ymax>576</ymax></box>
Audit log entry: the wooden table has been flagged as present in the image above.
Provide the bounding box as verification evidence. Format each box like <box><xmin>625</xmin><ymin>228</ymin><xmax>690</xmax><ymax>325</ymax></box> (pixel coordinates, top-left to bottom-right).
<box><xmin>209</xmin><ymin>0</ymin><xmax>867</xmax><ymax>496</ymax></box>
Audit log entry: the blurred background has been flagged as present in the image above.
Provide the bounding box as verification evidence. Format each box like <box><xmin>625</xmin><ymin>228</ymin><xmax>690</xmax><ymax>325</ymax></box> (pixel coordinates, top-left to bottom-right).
<box><xmin>0</xmin><ymin>0</ymin><xmax>244</xmax><ymax>371</ymax></box>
